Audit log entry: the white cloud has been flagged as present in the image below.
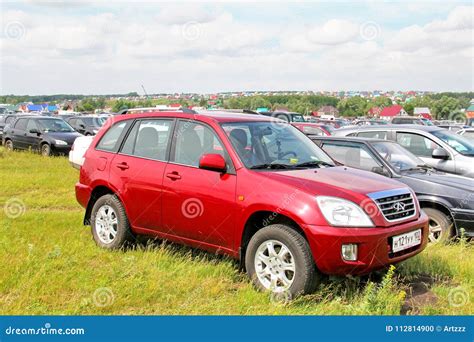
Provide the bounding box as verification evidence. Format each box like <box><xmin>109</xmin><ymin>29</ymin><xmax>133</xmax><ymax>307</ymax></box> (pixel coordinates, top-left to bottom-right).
<box><xmin>0</xmin><ymin>3</ymin><xmax>472</xmax><ymax>94</ymax></box>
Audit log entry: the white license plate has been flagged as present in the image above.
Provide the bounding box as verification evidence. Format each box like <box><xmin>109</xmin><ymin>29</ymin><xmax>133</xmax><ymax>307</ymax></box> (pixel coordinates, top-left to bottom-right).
<box><xmin>392</xmin><ymin>229</ymin><xmax>422</xmax><ymax>253</ymax></box>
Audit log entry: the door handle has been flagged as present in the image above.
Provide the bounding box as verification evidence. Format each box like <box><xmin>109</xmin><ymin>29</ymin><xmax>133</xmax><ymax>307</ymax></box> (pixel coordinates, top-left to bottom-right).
<box><xmin>166</xmin><ymin>171</ymin><xmax>181</xmax><ymax>180</ymax></box>
<box><xmin>116</xmin><ymin>162</ymin><xmax>129</xmax><ymax>170</ymax></box>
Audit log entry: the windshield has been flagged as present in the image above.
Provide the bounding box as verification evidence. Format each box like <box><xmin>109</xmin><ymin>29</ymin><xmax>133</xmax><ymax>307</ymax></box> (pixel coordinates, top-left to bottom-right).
<box><xmin>290</xmin><ymin>114</ymin><xmax>305</xmax><ymax>122</ymax></box>
<box><xmin>81</xmin><ymin>117</ymin><xmax>106</xmax><ymax>126</ymax></box>
<box><xmin>221</xmin><ymin>121</ymin><xmax>334</xmax><ymax>169</ymax></box>
<box><xmin>431</xmin><ymin>130</ymin><xmax>474</xmax><ymax>156</ymax></box>
<box><xmin>38</xmin><ymin>119</ymin><xmax>74</xmax><ymax>133</ymax></box>
<box><xmin>372</xmin><ymin>141</ymin><xmax>425</xmax><ymax>172</ymax></box>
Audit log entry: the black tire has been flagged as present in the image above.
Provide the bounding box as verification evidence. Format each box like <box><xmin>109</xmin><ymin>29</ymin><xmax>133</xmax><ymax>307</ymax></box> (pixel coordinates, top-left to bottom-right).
<box><xmin>423</xmin><ymin>208</ymin><xmax>453</xmax><ymax>243</ymax></box>
<box><xmin>90</xmin><ymin>194</ymin><xmax>134</xmax><ymax>249</ymax></box>
<box><xmin>245</xmin><ymin>224</ymin><xmax>319</xmax><ymax>298</ymax></box>
<box><xmin>41</xmin><ymin>143</ymin><xmax>51</xmax><ymax>156</ymax></box>
<box><xmin>5</xmin><ymin>139</ymin><xmax>13</xmax><ymax>151</ymax></box>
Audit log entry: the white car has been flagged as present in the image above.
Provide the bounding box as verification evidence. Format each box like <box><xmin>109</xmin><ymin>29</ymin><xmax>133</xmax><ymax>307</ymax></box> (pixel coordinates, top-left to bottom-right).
<box><xmin>69</xmin><ymin>135</ymin><xmax>94</xmax><ymax>169</ymax></box>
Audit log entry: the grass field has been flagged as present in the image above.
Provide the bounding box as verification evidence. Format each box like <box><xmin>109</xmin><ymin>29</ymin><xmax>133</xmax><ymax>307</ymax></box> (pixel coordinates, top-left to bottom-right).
<box><xmin>0</xmin><ymin>148</ymin><xmax>472</xmax><ymax>315</ymax></box>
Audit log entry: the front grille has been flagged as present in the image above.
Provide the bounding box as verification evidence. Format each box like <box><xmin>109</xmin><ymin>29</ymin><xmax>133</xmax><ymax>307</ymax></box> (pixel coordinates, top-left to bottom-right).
<box><xmin>369</xmin><ymin>189</ymin><xmax>417</xmax><ymax>222</ymax></box>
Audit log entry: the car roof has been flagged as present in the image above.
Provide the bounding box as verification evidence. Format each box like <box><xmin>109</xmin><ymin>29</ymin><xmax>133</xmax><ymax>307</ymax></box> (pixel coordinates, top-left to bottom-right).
<box><xmin>337</xmin><ymin>124</ymin><xmax>444</xmax><ymax>133</ymax></box>
<box><xmin>310</xmin><ymin>136</ymin><xmax>388</xmax><ymax>143</ymax></box>
<box><xmin>115</xmin><ymin>111</ymin><xmax>277</xmax><ymax>123</ymax></box>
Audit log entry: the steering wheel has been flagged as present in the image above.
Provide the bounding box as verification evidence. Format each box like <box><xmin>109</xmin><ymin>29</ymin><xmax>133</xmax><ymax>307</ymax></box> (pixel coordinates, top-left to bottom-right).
<box><xmin>279</xmin><ymin>151</ymin><xmax>297</xmax><ymax>159</ymax></box>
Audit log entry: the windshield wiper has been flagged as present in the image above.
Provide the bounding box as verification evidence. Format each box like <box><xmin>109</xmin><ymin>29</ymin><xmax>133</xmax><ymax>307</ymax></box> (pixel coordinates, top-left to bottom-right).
<box><xmin>250</xmin><ymin>163</ymin><xmax>293</xmax><ymax>170</ymax></box>
<box><xmin>403</xmin><ymin>164</ymin><xmax>433</xmax><ymax>172</ymax></box>
<box><xmin>294</xmin><ymin>161</ymin><xmax>334</xmax><ymax>168</ymax></box>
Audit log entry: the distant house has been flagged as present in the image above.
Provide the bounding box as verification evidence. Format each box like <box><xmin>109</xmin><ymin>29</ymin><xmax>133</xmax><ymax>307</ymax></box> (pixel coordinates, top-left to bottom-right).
<box><xmin>26</xmin><ymin>103</ymin><xmax>58</xmax><ymax>113</ymax></box>
<box><xmin>380</xmin><ymin>105</ymin><xmax>407</xmax><ymax>118</ymax></box>
<box><xmin>367</xmin><ymin>106</ymin><xmax>382</xmax><ymax>117</ymax></box>
<box><xmin>316</xmin><ymin>105</ymin><xmax>339</xmax><ymax>117</ymax></box>
<box><xmin>466</xmin><ymin>102</ymin><xmax>474</xmax><ymax>122</ymax></box>
<box><xmin>414</xmin><ymin>107</ymin><xmax>432</xmax><ymax>119</ymax></box>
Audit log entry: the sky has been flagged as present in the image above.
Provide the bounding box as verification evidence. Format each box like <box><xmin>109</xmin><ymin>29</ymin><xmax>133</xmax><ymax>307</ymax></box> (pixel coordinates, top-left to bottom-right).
<box><xmin>0</xmin><ymin>0</ymin><xmax>473</xmax><ymax>95</ymax></box>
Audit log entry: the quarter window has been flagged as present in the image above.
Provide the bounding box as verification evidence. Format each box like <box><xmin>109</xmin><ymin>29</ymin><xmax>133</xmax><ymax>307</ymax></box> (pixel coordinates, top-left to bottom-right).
<box><xmin>357</xmin><ymin>131</ymin><xmax>387</xmax><ymax>139</ymax></box>
<box><xmin>96</xmin><ymin>121</ymin><xmax>129</xmax><ymax>152</ymax></box>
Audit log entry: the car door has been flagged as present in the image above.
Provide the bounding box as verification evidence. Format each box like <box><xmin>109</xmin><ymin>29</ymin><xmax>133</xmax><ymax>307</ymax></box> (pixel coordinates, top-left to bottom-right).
<box><xmin>395</xmin><ymin>131</ymin><xmax>456</xmax><ymax>173</ymax></box>
<box><xmin>24</xmin><ymin>119</ymin><xmax>42</xmax><ymax>151</ymax></box>
<box><xmin>12</xmin><ymin>118</ymin><xmax>28</xmax><ymax>149</ymax></box>
<box><xmin>161</xmin><ymin>120</ymin><xmax>237</xmax><ymax>250</ymax></box>
<box><xmin>109</xmin><ymin>118</ymin><xmax>174</xmax><ymax>232</ymax></box>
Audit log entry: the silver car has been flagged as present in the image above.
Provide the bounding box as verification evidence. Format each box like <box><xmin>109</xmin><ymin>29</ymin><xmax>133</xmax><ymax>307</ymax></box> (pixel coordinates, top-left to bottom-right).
<box><xmin>333</xmin><ymin>125</ymin><xmax>474</xmax><ymax>178</ymax></box>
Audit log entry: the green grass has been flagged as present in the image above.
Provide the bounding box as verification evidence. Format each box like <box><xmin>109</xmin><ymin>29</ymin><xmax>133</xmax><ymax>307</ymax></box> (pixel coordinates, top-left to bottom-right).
<box><xmin>0</xmin><ymin>148</ymin><xmax>472</xmax><ymax>315</ymax></box>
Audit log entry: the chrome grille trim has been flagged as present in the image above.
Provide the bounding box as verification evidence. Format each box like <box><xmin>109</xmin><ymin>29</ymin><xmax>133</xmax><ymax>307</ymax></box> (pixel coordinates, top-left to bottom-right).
<box><xmin>368</xmin><ymin>188</ymin><xmax>417</xmax><ymax>222</ymax></box>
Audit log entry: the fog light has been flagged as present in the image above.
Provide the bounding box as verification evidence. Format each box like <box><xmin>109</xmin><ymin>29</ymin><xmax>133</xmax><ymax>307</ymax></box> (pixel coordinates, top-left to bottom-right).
<box><xmin>341</xmin><ymin>244</ymin><xmax>358</xmax><ymax>261</ymax></box>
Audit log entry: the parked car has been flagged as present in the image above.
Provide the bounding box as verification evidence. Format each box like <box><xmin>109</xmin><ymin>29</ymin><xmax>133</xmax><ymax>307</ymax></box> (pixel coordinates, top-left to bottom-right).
<box><xmin>354</xmin><ymin>119</ymin><xmax>388</xmax><ymax>126</ymax></box>
<box><xmin>391</xmin><ymin>116</ymin><xmax>433</xmax><ymax>126</ymax></box>
<box><xmin>0</xmin><ymin>113</ymin><xmax>31</xmax><ymax>144</ymax></box>
<box><xmin>69</xmin><ymin>135</ymin><xmax>94</xmax><ymax>169</ymax></box>
<box><xmin>457</xmin><ymin>128</ymin><xmax>474</xmax><ymax>142</ymax></box>
<box><xmin>3</xmin><ymin>116</ymin><xmax>82</xmax><ymax>156</ymax></box>
<box><xmin>334</xmin><ymin>125</ymin><xmax>474</xmax><ymax>178</ymax></box>
<box><xmin>291</xmin><ymin>122</ymin><xmax>332</xmax><ymax>136</ymax></box>
<box><xmin>76</xmin><ymin>111</ymin><xmax>428</xmax><ymax>297</ymax></box>
<box><xmin>66</xmin><ymin>116</ymin><xmax>106</xmax><ymax>136</ymax></box>
<box><xmin>311</xmin><ymin>136</ymin><xmax>474</xmax><ymax>242</ymax></box>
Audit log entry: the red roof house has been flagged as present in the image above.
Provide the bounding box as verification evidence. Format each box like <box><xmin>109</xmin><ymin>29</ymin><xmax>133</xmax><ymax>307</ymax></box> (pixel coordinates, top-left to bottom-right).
<box><xmin>380</xmin><ymin>105</ymin><xmax>407</xmax><ymax>118</ymax></box>
<box><xmin>367</xmin><ymin>106</ymin><xmax>382</xmax><ymax>117</ymax></box>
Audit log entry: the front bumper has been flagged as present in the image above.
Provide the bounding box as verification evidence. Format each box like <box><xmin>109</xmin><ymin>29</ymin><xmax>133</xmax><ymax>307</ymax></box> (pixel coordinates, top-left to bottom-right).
<box><xmin>304</xmin><ymin>212</ymin><xmax>429</xmax><ymax>276</ymax></box>
<box><xmin>51</xmin><ymin>144</ymin><xmax>72</xmax><ymax>155</ymax></box>
<box><xmin>452</xmin><ymin>208</ymin><xmax>474</xmax><ymax>237</ymax></box>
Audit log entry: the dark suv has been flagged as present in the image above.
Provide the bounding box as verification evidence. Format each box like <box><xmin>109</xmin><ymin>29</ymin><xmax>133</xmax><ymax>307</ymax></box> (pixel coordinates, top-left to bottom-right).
<box><xmin>3</xmin><ymin>116</ymin><xmax>82</xmax><ymax>156</ymax></box>
<box><xmin>67</xmin><ymin>116</ymin><xmax>106</xmax><ymax>136</ymax></box>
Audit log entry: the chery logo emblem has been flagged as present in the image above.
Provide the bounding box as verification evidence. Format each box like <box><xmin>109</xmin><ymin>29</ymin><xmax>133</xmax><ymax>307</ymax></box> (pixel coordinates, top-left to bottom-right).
<box><xmin>392</xmin><ymin>202</ymin><xmax>406</xmax><ymax>212</ymax></box>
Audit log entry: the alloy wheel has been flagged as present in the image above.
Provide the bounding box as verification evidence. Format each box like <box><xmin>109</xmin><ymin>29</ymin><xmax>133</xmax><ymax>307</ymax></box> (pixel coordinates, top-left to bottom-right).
<box><xmin>428</xmin><ymin>218</ymin><xmax>443</xmax><ymax>243</ymax></box>
<box><xmin>254</xmin><ymin>239</ymin><xmax>296</xmax><ymax>293</ymax></box>
<box><xmin>95</xmin><ymin>205</ymin><xmax>119</xmax><ymax>244</ymax></box>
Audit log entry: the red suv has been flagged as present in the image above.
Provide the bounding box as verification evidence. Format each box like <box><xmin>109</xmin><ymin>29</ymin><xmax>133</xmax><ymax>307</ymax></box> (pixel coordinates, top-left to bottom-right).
<box><xmin>76</xmin><ymin>111</ymin><xmax>428</xmax><ymax>297</ymax></box>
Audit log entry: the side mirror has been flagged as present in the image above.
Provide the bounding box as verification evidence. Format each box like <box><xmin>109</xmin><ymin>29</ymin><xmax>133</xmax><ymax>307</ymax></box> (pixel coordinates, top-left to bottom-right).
<box><xmin>372</xmin><ymin>166</ymin><xmax>391</xmax><ymax>177</ymax></box>
<box><xmin>199</xmin><ymin>154</ymin><xmax>227</xmax><ymax>173</ymax></box>
<box><xmin>29</xmin><ymin>128</ymin><xmax>40</xmax><ymax>135</ymax></box>
<box><xmin>79</xmin><ymin>124</ymin><xmax>86</xmax><ymax>129</ymax></box>
<box><xmin>432</xmin><ymin>148</ymin><xmax>449</xmax><ymax>160</ymax></box>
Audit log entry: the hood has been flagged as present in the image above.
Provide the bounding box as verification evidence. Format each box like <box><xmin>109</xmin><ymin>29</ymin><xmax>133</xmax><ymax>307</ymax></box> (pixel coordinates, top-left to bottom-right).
<box><xmin>46</xmin><ymin>131</ymin><xmax>82</xmax><ymax>144</ymax></box>
<box><xmin>403</xmin><ymin>170</ymin><xmax>474</xmax><ymax>192</ymax></box>
<box><xmin>256</xmin><ymin>166</ymin><xmax>405</xmax><ymax>196</ymax></box>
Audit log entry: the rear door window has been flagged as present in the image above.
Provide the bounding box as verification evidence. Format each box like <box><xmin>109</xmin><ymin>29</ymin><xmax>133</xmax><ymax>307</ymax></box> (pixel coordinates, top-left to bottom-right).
<box><xmin>120</xmin><ymin>119</ymin><xmax>173</xmax><ymax>161</ymax></box>
<box><xmin>14</xmin><ymin>118</ymin><xmax>28</xmax><ymax>131</ymax></box>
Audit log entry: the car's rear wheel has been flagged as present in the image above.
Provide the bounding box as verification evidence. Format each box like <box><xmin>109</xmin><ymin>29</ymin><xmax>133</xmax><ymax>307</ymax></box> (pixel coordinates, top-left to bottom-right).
<box><xmin>5</xmin><ymin>139</ymin><xmax>13</xmax><ymax>151</ymax></box>
<box><xmin>245</xmin><ymin>224</ymin><xmax>319</xmax><ymax>299</ymax></box>
<box><xmin>91</xmin><ymin>194</ymin><xmax>134</xmax><ymax>249</ymax></box>
<box><xmin>41</xmin><ymin>143</ymin><xmax>51</xmax><ymax>156</ymax></box>
<box><xmin>424</xmin><ymin>208</ymin><xmax>453</xmax><ymax>243</ymax></box>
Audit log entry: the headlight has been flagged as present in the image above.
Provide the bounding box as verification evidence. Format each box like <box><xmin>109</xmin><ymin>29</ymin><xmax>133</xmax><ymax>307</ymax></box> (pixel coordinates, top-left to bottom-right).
<box><xmin>93</xmin><ymin>129</ymin><xmax>99</xmax><ymax>134</ymax></box>
<box><xmin>54</xmin><ymin>139</ymin><xmax>68</xmax><ymax>146</ymax></box>
<box><xmin>316</xmin><ymin>196</ymin><xmax>374</xmax><ymax>227</ymax></box>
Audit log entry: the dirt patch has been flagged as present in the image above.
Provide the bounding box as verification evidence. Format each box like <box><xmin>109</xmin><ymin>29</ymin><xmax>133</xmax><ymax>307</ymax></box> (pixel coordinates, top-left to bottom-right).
<box><xmin>401</xmin><ymin>274</ymin><xmax>438</xmax><ymax>314</ymax></box>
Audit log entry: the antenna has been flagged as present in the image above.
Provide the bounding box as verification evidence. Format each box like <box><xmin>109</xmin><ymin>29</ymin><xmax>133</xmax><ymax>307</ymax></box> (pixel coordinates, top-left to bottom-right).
<box><xmin>141</xmin><ymin>85</ymin><xmax>149</xmax><ymax>98</ymax></box>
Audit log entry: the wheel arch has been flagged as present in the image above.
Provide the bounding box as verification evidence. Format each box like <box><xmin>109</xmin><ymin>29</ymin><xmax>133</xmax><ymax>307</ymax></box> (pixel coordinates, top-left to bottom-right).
<box><xmin>239</xmin><ymin>210</ymin><xmax>309</xmax><ymax>269</ymax></box>
<box><xmin>84</xmin><ymin>185</ymin><xmax>116</xmax><ymax>225</ymax></box>
<box><xmin>418</xmin><ymin>196</ymin><xmax>457</xmax><ymax>234</ymax></box>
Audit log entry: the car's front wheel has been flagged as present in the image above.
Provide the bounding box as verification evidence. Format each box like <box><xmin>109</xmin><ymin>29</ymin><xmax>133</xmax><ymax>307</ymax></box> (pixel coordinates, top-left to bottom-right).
<box><xmin>424</xmin><ymin>208</ymin><xmax>453</xmax><ymax>243</ymax></box>
<box><xmin>5</xmin><ymin>139</ymin><xmax>13</xmax><ymax>151</ymax></box>
<box><xmin>90</xmin><ymin>194</ymin><xmax>134</xmax><ymax>249</ymax></box>
<box><xmin>245</xmin><ymin>224</ymin><xmax>319</xmax><ymax>298</ymax></box>
<box><xmin>41</xmin><ymin>143</ymin><xmax>51</xmax><ymax>156</ymax></box>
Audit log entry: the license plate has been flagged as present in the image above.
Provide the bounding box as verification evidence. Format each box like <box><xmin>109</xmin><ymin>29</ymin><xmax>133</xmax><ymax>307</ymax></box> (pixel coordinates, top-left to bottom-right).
<box><xmin>392</xmin><ymin>229</ymin><xmax>422</xmax><ymax>253</ymax></box>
